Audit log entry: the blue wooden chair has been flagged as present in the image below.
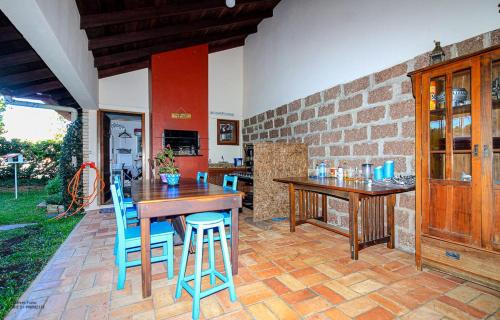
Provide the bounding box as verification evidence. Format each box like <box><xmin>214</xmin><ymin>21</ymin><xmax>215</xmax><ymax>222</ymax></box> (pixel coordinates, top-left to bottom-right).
<box><xmin>113</xmin><ymin>175</ymin><xmax>134</xmax><ymax>207</ymax></box>
<box><xmin>176</xmin><ymin>212</ymin><xmax>236</xmax><ymax>320</ymax></box>
<box><xmin>113</xmin><ymin>175</ymin><xmax>138</xmax><ymax>224</ymax></box>
<box><xmin>221</xmin><ymin>175</ymin><xmax>238</xmax><ymax>238</ymax></box>
<box><xmin>111</xmin><ymin>184</ymin><xmax>174</xmax><ymax>290</ymax></box>
<box><xmin>196</xmin><ymin>171</ymin><xmax>208</xmax><ymax>182</ymax></box>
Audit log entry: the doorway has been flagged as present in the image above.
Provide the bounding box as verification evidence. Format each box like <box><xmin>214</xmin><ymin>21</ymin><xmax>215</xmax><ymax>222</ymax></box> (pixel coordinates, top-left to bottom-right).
<box><xmin>99</xmin><ymin>111</ymin><xmax>144</xmax><ymax>204</ymax></box>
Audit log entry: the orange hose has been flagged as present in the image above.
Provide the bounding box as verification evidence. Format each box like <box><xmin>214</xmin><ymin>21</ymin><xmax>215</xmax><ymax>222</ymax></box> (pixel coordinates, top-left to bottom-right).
<box><xmin>54</xmin><ymin>162</ymin><xmax>105</xmax><ymax>219</ymax></box>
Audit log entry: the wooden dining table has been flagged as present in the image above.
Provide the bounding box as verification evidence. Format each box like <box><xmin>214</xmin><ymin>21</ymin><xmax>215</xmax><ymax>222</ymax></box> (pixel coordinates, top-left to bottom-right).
<box><xmin>131</xmin><ymin>179</ymin><xmax>243</xmax><ymax>298</ymax></box>
<box><xmin>274</xmin><ymin>177</ymin><xmax>415</xmax><ymax>260</ymax></box>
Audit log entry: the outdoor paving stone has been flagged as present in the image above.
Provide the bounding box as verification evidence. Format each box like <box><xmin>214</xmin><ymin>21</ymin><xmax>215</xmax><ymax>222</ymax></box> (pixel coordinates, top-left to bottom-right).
<box><xmin>337</xmin><ymin>296</ymin><xmax>378</xmax><ymax>317</ymax></box>
<box><xmin>465</xmin><ymin>293</ymin><xmax>500</xmax><ymax>315</ymax></box>
<box><xmin>322</xmin><ymin>307</ymin><xmax>352</xmax><ymax>320</ymax></box>
<box><xmin>5</xmin><ymin>209</ymin><xmax>500</xmax><ymax>320</ymax></box>
<box><xmin>356</xmin><ymin>306</ymin><xmax>395</xmax><ymax>320</ymax></box>
<box><xmin>247</xmin><ymin>302</ymin><xmax>279</xmax><ymax>319</ymax></box>
<box><xmin>281</xmin><ymin>288</ymin><xmax>317</xmax><ymax>304</ymax></box>
<box><xmin>0</xmin><ymin>223</ymin><xmax>36</xmax><ymax>231</ymax></box>
<box><xmin>294</xmin><ymin>295</ymin><xmax>331</xmax><ymax>316</ymax></box>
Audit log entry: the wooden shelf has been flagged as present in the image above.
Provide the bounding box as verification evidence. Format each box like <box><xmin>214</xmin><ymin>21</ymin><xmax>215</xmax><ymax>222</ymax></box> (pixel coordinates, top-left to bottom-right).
<box><xmin>493</xmin><ymin>99</ymin><xmax>500</xmax><ymax>109</ymax></box>
<box><xmin>429</xmin><ymin>104</ymin><xmax>473</xmax><ymax>116</ymax></box>
<box><xmin>452</xmin><ymin>104</ymin><xmax>471</xmax><ymax>115</ymax></box>
<box><xmin>430</xmin><ymin>108</ymin><xmax>446</xmax><ymax>116</ymax></box>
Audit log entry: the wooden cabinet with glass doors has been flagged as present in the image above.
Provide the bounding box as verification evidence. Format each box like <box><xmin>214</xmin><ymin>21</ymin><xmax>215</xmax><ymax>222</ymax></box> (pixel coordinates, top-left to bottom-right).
<box><xmin>410</xmin><ymin>45</ymin><xmax>500</xmax><ymax>290</ymax></box>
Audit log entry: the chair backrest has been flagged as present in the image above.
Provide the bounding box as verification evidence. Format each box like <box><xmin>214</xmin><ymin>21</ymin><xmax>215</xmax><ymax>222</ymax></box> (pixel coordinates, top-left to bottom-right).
<box><xmin>110</xmin><ymin>185</ymin><xmax>126</xmax><ymax>243</ymax></box>
<box><xmin>223</xmin><ymin>174</ymin><xmax>238</xmax><ymax>191</ymax></box>
<box><xmin>197</xmin><ymin>171</ymin><xmax>208</xmax><ymax>182</ymax></box>
<box><xmin>148</xmin><ymin>158</ymin><xmax>156</xmax><ymax>180</ymax></box>
<box><xmin>113</xmin><ymin>175</ymin><xmax>126</xmax><ymax>210</ymax></box>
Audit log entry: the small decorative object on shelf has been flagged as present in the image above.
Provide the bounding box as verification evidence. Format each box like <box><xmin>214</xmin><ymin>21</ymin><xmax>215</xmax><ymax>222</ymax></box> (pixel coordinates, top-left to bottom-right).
<box><xmin>373</xmin><ymin>166</ymin><xmax>383</xmax><ymax>181</ymax></box>
<box><xmin>429</xmin><ymin>40</ymin><xmax>446</xmax><ymax>65</ymax></box>
<box><xmin>156</xmin><ymin>144</ymin><xmax>180</xmax><ymax>185</ymax></box>
<box><xmin>361</xmin><ymin>163</ymin><xmax>373</xmax><ymax>182</ymax></box>
<box><xmin>383</xmin><ymin>160</ymin><xmax>395</xmax><ymax>179</ymax></box>
<box><xmin>492</xmin><ymin>77</ymin><xmax>500</xmax><ymax>100</ymax></box>
<box><xmin>452</xmin><ymin>88</ymin><xmax>469</xmax><ymax>106</ymax></box>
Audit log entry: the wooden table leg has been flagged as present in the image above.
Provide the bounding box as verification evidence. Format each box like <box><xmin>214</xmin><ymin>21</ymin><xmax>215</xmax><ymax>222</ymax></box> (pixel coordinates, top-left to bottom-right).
<box><xmin>231</xmin><ymin>207</ymin><xmax>239</xmax><ymax>275</ymax></box>
<box><xmin>140</xmin><ymin>217</ymin><xmax>151</xmax><ymax>298</ymax></box>
<box><xmin>322</xmin><ymin>194</ymin><xmax>328</xmax><ymax>222</ymax></box>
<box><xmin>386</xmin><ymin>194</ymin><xmax>396</xmax><ymax>249</ymax></box>
<box><xmin>348</xmin><ymin>192</ymin><xmax>360</xmax><ymax>260</ymax></box>
<box><xmin>289</xmin><ymin>183</ymin><xmax>296</xmax><ymax>232</ymax></box>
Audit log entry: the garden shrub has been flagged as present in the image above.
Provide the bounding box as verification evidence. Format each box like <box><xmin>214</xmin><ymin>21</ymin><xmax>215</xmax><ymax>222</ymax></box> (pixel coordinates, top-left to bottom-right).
<box><xmin>45</xmin><ymin>175</ymin><xmax>61</xmax><ymax>195</ymax></box>
<box><xmin>46</xmin><ymin>192</ymin><xmax>63</xmax><ymax>205</ymax></box>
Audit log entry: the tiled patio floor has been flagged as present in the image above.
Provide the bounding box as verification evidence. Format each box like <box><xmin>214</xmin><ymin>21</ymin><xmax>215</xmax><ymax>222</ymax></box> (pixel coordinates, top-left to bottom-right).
<box><xmin>7</xmin><ymin>209</ymin><xmax>500</xmax><ymax>320</ymax></box>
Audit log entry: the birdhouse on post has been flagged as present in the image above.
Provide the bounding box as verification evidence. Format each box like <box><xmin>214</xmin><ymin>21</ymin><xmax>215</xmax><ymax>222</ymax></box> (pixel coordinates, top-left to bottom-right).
<box><xmin>2</xmin><ymin>153</ymin><xmax>24</xmax><ymax>199</ymax></box>
<box><xmin>5</xmin><ymin>153</ymin><xmax>24</xmax><ymax>164</ymax></box>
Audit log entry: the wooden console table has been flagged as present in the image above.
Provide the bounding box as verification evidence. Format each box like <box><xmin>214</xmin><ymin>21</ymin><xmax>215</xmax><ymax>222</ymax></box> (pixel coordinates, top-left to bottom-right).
<box><xmin>274</xmin><ymin>177</ymin><xmax>414</xmax><ymax>259</ymax></box>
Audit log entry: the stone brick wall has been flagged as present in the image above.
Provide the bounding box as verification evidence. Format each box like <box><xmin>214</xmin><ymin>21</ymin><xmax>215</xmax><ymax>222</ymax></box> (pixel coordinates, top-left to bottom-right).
<box><xmin>242</xmin><ymin>29</ymin><xmax>500</xmax><ymax>253</ymax></box>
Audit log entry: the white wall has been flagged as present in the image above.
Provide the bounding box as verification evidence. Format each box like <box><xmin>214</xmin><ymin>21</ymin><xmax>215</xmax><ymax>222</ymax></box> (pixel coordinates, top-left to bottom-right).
<box><xmin>86</xmin><ymin>69</ymin><xmax>151</xmax><ymax>207</ymax></box>
<box><xmin>208</xmin><ymin>47</ymin><xmax>244</xmax><ymax>163</ymax></box>
<box><xmin>243</xmin><ymin>0</ymin><xmax>500</xmax><ymax>117</ymax></box>
<box><xmin>0</xmin><ymin>0</ymin><xmax>99</xmax><ymax>109</ymax></box>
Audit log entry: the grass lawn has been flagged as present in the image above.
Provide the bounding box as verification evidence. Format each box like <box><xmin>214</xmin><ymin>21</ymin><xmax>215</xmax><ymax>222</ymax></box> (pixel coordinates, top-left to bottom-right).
<box><xmin>0</xmin><ymin>188</ymin><xmax>82</xmax><ymax>319</ymax></box>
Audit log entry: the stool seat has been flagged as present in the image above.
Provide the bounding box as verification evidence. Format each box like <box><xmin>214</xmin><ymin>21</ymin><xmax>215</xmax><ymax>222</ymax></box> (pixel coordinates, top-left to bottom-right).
<box><xmin>186</xmin><ymin>212</ymin><xmax>224</xmax><ymax>225</ymax></box>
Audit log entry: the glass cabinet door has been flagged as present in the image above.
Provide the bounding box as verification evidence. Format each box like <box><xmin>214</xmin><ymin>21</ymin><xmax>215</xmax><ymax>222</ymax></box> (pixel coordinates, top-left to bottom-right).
<box><xmin>451</xmin><ymin>69</ymin><xmax>472</xmax><ymax>181</ymax></box>
<box><xmin>492</xmin><ymin>60</ymin><xmax>500</xmax><ymax>185</ymax></box>
<box><xmin>423</xmin><ymin>61</ymin><xmax>477</xmax><ymax>245</ymax></box>
<box><xmin>429</xmin><ymin>76</ymin><xmax>446</xmax><ymax>179</ymax></box>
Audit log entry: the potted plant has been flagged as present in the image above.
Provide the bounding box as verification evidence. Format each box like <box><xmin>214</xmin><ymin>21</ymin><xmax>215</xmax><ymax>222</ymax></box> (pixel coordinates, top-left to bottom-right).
<box><xmin>155</xmin><ymin>145</ymin><xmax>180</xmax><ymax>185</ymax></box>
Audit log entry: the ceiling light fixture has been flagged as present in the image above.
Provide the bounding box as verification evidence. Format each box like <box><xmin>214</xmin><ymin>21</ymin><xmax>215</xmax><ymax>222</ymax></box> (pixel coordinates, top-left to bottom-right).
<box><xmin>226</xmin><ymin>0</ymin><xmax>235</xmax><ymax>8</ymax></box>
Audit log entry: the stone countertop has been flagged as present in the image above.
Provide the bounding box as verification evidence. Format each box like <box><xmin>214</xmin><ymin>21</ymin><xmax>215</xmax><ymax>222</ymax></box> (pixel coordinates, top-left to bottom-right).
<box><xmin>208</xmin><ymin>164</ymin><xmax>248</xmax><ymax>170</ymax></box>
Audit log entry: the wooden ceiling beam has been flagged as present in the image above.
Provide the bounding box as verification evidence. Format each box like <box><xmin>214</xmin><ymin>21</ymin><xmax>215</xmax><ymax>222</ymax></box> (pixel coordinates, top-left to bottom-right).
<box><xmin>0</xmin><ymin>68</ymin><xmax>54</xmax><ymax>86</ymax></box>
<box><xmin>0</xmin><ymin>26</ymin><xmax>23</xmax><ymax>42</ymax></box>
<box><xmin>57</xmin><ymin>97</ymin><xmax>77</xmax><ymax>106</ymax></box>
<box><xmin>80</xmin><ymin>0</ymin><xmax>271</xmax><ymax>29</ymax></box>
<box><xmin>209</xmin><ymin>37</ymin><xmax>246</xmax><ymax>53</ymax></box>
<box><xmin>14</xmin><ymin>80</ymin><xmax>63</xmax><ymax>97</ymax></box>
<box><xmin>98</xmin><ymin>59</ymin><xmax>150</xmax><ymax>79</ymax></box>
<box><xmin>94</xmin><ymin>26</ymin><xmax>257</xmax><ymax>68</ymax></box>
<box><xmin>0</xmin><ymin>50</ymin><xmax>39</xmax><ymax>68</ymax></box>
<box><xmin>88</xmin><ymin>10</ymin><xmax>273</xmax><ymax>50</ymax></box>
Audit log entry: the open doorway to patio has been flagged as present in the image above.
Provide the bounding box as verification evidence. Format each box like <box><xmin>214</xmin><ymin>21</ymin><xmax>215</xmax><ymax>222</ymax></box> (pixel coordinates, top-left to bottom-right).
<box><xmin>99</xmin><ymin>111</ymin><xmax>144</xmax><ymax>204</ymax></box>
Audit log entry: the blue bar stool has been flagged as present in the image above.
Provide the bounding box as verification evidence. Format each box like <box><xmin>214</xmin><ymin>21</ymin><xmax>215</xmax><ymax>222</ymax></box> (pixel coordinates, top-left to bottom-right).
<box><xmin>176</xmin><ymin>212</ymin><xmax>236</xmax><ymax>320</ymax></box>
<box><xmin>196</xmin><ymin>171</ymin><xmax>208</xmax><ymax>182</ymax></box>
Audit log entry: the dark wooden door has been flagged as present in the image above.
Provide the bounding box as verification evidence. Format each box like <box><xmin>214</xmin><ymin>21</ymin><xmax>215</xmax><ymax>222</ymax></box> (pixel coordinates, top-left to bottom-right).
<box><xmin>100</xmin><ymin>112</ymin><xmax>112</xmax><ymax>203</ymax></box>
<box><xmin>421</xmin><ymin>57</ymin><xmax>482</xmax><ymax>247</ymax></box>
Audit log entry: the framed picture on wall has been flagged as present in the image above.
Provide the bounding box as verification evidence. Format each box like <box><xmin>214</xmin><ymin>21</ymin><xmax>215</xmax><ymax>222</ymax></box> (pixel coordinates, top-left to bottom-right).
<box><xmin>217</xmin><ymin>119</ymin><xmax>239</xmax><ymax>145</ymax></box>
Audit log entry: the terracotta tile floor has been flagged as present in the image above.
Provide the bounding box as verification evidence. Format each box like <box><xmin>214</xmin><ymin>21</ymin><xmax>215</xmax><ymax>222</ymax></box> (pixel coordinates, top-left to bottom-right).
<box><xmin>7</xmin><ymin>209</ymin><xmax>500</xmax><ymax>320</ymax></box>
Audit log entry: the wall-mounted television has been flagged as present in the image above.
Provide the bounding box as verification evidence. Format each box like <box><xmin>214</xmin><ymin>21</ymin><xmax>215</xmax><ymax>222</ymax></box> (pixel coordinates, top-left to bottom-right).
<box><xmin>164</xmin><ymin>129</ymin><xmax>199</xmax><ymax>155</ymax></box>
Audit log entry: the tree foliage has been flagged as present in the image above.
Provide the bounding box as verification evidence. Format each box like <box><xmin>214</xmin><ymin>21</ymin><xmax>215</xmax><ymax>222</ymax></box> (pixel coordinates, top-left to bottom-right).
<box><xmin>0</xmin><ymin>97</ymin><xmax>5</xmax><ymax>135</ymax></box>
<box><xmin>0</xmin><ymin>137</ymin><xmax>62</xmax><ymax>182</ymax></box>
<box><xmin>59</xmin><ymin>117</ymin><xmax>82</xmax><ymax>208</ymax></box>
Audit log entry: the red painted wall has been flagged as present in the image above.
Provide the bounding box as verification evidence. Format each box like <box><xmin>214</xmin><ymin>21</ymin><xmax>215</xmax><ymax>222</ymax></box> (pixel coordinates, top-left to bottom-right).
<box><xmin>151</xmin><ymin>45</ymin><xmax>208</xmax><ymax>179</ymax></box>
